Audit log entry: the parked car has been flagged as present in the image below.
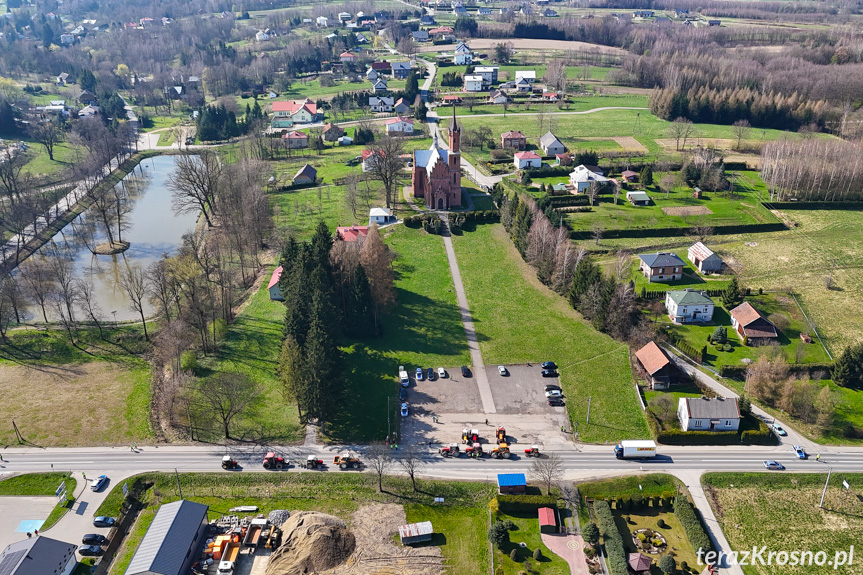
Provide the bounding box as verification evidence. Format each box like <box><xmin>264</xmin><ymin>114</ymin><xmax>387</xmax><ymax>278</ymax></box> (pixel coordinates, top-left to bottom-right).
<box><xmin>398</xmin><ymin>388</ymin><xmax>407</xmax><ymax>401</ymax></box>
<box><xmin>541</xmin><ymin>361</ymin><xmax>557</xmax><ymax>370</ymax></box>
<box><xmin>400</xmin><ymin>402</ymin><xmax>409</xmax><ymax>417</ymax></box>
<box><xmin>90</xmin><ymin>475</ymin><xmax>108</xmax><ymax>492</ymax></box>
<box><xmin>416</xmin><ymin>367</ymin><xmax>425</xmax><ymax>381</ymax></box>
<box><xmin>461</xmin><ymin>365</ymin><xmax>471</xmax><ymax>377</ymax></box>
<box><xmin>548</xmin><ymin>399</ymin><xmax>565</xmax><ymax>407</ymax></box>
<box><xmin>541</xmin><ymin>370</ymin><xmax>558</xmax><ymax>378</ymax></box>
<box><xmin>497</xmin><ymin>365</ymin><xmax>508</xmax><ymax>376</ymax></box>
<box><xmin>78</xmin><ymin>545</ymin><xmax>103</xmax><ymax>557</ymax></box>
<box><xmin>544</xmin><ymin>384</ymin><xmax>561</xmax><ymax>392</ymax></box>
<box><xmin>763</xmin><ymin>460</ymin><xmax>785</xmax><ymax>470</ymax></box>
<box><xmin>438</xmin><ymin>367</ymin><xmax>447</xmax><ymax>378</ymax></box>
<box><xmin>93</xmin><ymin>517</ymin><xmax>116</xmax><ymax>528</ymax></box>
<box><xmin>772</xmin><ymin>423</ymin><xmax>787</xmax><ymax>436</ymax></box>
<box><xmin>81</xmin><ymin>534</ymin><xmax>108</xmax><ymax>546</ymax></box>
<box><xmin>793</xmin><ymin>445</ymin><xmax>808</xmax><ymax>459</ymax></box>
<box><xmin>427</xmin><ymin>367</ymin><xmax>435</xmax><ymax>381</ymax></box>
<box><xmin>545</xmin><ymin>389</ymin><xmax>562</xmax><ymax>398</ymax></box>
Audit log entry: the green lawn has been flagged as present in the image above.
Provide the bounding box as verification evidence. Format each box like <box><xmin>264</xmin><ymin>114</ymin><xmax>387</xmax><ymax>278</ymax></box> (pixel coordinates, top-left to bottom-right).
<box><xmin>452</xmin><ymin>223</ymin><xmax>650</xmax><ymax>443</ymax></box>
<box><xmin>614</xmin><ymin>508</ymin><xmax>700</xmax><ymax>573</ymax></box>
<box><xmin>451</xmin><ymin>95</ymin><xmax>648</xmax><ymax>118</ymax></box>
<box><xmin>330</xmin><ymin>225</ymin><xmax>470</xmax><ymax>441</ymax></box>
<box><xmin>494</xmin><ymin>509</ymin><xmax>570</xmax><ymax>575</ymax></box>
<box><xmin>101</xmin><ymin>472</ymin><xmax>494</xmax><ymax>575</ymax></box>
<box><xmin>256</xmin><ymin>78</ymin><xmax>407</xmax><ymax>102</ymax></box>
<box><xmin>0</xmin><ymin>472</ymin><xmax>78</xmax><ymax>530</ymax></box>
<box><xmin>577</xmin><ymin>474</ymin><xmax>680</xmax><ymax>501</ymax></box>
<box><xmin>197</xmin><ymin>279</ymin><xmax>304</xmax><ymax>443</ymax></box>
<box><xmin>702</xmin><ymin>473</ymin><xmax>863</xmax><ymax>575</ymax></box>
<box><xmin>21</xmin><ymin>140</ymin><xmax>82</xmax><ymax>179</ymax></box>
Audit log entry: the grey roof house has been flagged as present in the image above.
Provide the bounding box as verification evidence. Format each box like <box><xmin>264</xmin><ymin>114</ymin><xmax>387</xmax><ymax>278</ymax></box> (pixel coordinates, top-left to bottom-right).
<box><xmin>0</xmin><ymin>536</ymin><xmax>77</xmax><ymax>575</ymax></box>
<box><xmin>391</xmin><ymin>61</ymin><xmax>412</xmax><ymax>79</ymax></box>
<box><xmin>125</xmin><ymin>500</ymin><xmax>209</xmax><ymax>575</ymax></box>
<box><xmin>678</xmin><ymin>397</ymin><xmax>740</xmax><ymax>432</ymax></box>
<box><xmin>539</xmin><ymin>131</ymin><xmax>565</xmax><ymax>156</ymax></box>
<box><xmin>638</xmin><ymin>252</ymin><xmax>686</xmax><ymax>283</ymax></box>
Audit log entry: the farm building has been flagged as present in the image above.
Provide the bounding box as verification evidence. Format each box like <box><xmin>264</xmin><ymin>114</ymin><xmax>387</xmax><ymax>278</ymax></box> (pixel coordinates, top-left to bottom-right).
<box><xmin>292</xmin><ymin>164</ymin><xmax>317</xmax><ymax>185</ymax></box>
<box><xmin>626</xmin><ymin>191</ymin><xmax>651</xmax><ymax>206</ymax></box>
<box><xmin>638</xmin><ymin>252</ymin><xmax>685</xmax><ymax>282</ymax></box>
<box><xmin>538</xmin><ymin>507</ymin><xmax>557</xmax><ymax>534</ymax></box>
<box><xmin>665</xmin><ymin>289</ymin><xmax>714</xmax><ymax>323</ymax></box>
<box><xmin>539</xmin><ymin>131</ymin><xmax>565</xmax><ymax>156</ymax></box>
<box><xmin>621</xmin><ymin>170</ymin><xmax>638</xmax><ymax>182</ymax></box>
<box><xmin>729</xmin><ymin>302</ymin><xmax>778</xmax><ymax>344</ymax></box>
<box><xmin>634</xmin><ymin>341</ymin><xmax>674</xmax><ymax>389</ymax></box>
<box><xmin>497</xmin><ymin>473</ymin><xmax>526</xmax><ymax>495</ymax></box>
<box><xmin>688</xmin><ymin>242</ymin><xmax>723</xmax><ymax>273</ymax></box>
<box><xmin>126</xmin><ymin>500</ymin><xmax>209</xmax><ymax>575</ymax></box>
<box><xmin>398</xmin><ymin>521</ymin><xmax>434</xmax><ymax>545</ymax></box>
<box><xmin>678</xmin><ymin>397</ymin><xmax>740</xmax><ymax>432</ymax></box>
<box><xmin>322</xmin><ymin>123</ymin><xmax>345</xmax><ymax>142</ymax></box>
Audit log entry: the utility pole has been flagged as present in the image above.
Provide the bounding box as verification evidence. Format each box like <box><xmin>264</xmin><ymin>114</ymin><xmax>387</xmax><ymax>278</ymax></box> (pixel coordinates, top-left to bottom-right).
<box><xmin>586</xmin><ymin>396</ymin><xmax>592</xmax><ymax>424</ymax></box>
<box><xmin>819</xmin><ymin>464</ymin><xmax>832</xmax><ymax>509</ymax></box>
<box><xmin>174</xmin><ymin>468</ymin><xmax>183</xmax><ymax>500</ymax></box>
<box><xmin>387</xmin><ymin>396</ymin><xmax>391</xmax><ymax>442</ymax></box>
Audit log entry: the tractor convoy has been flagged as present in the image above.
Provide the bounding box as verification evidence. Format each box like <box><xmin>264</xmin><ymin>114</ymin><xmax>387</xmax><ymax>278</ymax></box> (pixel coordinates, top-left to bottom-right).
<box><xmin>439</xmin><ymin>426</ymin><xmax>537</xmax><ymax>459</ymax></box>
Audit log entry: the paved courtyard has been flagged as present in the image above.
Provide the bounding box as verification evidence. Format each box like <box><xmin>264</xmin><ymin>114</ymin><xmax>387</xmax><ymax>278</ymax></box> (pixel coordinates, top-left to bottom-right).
<box><xmin>0</xmin><ymin>496</ymin><xmax>58</xmax><ymax>549</ymax></box>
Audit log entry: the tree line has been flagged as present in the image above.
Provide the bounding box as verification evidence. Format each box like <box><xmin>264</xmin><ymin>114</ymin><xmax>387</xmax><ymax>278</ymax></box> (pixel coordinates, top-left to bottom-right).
<box><xmin>760</xmin><ymin>138</ymin><xmax>863</xmax><ymax>201</ymax></box>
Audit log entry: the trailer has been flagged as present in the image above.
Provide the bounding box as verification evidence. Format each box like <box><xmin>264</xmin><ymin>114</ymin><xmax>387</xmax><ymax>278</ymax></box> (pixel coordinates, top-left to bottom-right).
<box><xmin>243</xmin><ymin>518</ymin><xmax>268</xmax><ymax>549</ymax></box>
<box><xmin>614</xmin><ymin>440</ymin><xmax>657</xmax><ymax>459</ymax></box>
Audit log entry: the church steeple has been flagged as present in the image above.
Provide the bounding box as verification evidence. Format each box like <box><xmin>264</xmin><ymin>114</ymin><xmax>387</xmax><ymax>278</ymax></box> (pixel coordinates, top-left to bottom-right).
<box><xmin>448</xmin><ymin>105</ymin><xmax>460</xmax><ymax>155</ymax></box>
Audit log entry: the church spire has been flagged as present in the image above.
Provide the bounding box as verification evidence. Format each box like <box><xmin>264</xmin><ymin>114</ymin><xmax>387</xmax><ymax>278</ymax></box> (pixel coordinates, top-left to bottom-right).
<box><xmin>451</xmin><ymin>103</ymin><xmax>458</xmax><ymax>131</ymax></box>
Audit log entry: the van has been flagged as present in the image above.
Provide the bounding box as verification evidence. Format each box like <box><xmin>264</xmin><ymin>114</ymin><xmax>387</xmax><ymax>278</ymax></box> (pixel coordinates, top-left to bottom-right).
<box><xmin>398</xmin><ymin>365</ymin><xmax>409</xmax><ymax>386</ymax></box>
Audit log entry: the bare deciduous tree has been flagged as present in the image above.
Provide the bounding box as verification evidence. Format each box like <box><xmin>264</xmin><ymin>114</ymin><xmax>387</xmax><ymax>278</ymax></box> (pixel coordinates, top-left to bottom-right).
<box><xmin>75</xmin><ymin>279</ymin><xmax>105</xmax><ymax>340</ymax></box>
<box><xmin>366</xmin><ymin>135</ymin><xmax>405</xmax><ymax>209</ymax></box>
<box><xmin>120</xmin><ymin>263</ymin><xmax>150</xmax><ymax>340</ymax></box>
<box><xmin>196</xmin><ymin>372</ymin><xmax>261</xmax><ymax>439</ymax></box>
<box><xmin>365</xmin><ymin>441</ymin><xmax>394</xmax><ymax>492</ymax></box>
<box><xmin>17</xmin><ymin>257</ymin><xmax>56</xmax><ymax>323</ymax></box>
<box><xmin>669</xmin><ymin>117</ymin><xmax>695</xmax><ymax>151</ymax></box>
<box><xmin>398</xmin><ymin>445</ymin><xmax>423</xmax><ymax>492</ymax></box>
<box><xmin>529</xmin><ymin>452</ymin><xmax>564</xmax><ymax>495</ymax></box>
<box><xmin>731</xmin><ymin>119</ymin><xmax>751</xmax><ymax>151</ymax></box>
<box><xmin>167</xmin><ymin>151</ymin><xmax>222</xmax><ymax>227</ymax></box>
<box><xmin>28</xmin><ymin>120</ymin><xmax>63</xmax><ymax>161</ymax></box>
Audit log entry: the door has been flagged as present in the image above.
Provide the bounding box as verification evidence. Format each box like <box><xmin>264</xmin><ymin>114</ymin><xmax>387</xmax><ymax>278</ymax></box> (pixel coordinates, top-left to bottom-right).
<box><xmin>437</xmin><ymin>198</ymin><xmax>444</xmax><ymax>209</ymax></box>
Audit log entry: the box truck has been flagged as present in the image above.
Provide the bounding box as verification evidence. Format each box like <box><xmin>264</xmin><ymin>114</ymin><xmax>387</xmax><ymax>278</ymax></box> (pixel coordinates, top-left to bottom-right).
<box><xmin>614</xmin><ymin>440</ymin><xmax>657</xmax><ymax>459</ymax></box>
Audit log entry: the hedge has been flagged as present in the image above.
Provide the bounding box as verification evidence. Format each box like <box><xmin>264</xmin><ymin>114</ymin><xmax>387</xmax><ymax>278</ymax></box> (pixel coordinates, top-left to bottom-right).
<box><xmin>569</xmin><ymin>222</ymin><xmax>787</xmax><ymax>241</ymax></box>
<box><xmin>656</xmin><ymin>428</ymin><xmax>741</xmax><ymax>445</ymax></box>
<box><xmin>497</xmin><ymin>494</ymin><xmax>559</xmax><ymax>513</ymax></box>
<box><xmin>546</xmin><ymin>195</ymin><xmax>589</xmax><ymax>206</ymax></box>
<box><xmin>524</xmin><ymin>165</ymin><xmax>572</xmax><ymax>178</ymax></box>
<box><xmin>718</xmin><ymin>363</ymin><xmax>832</xmax><ymax>380</ymax></box>
<box><xmin>761</xmin><ymin>201</ymin><xmax>863</xmax><ymax>211</ymax></box>
<box><xmin>666</xmin><ymin>333</ymin><xmax>703</xmax><ymax>364</ymax></box>
<box><xmin>593</xmin><ymin>500</ymin><xmax>628</xmax><ymax>575</ymax></box>
<box><xmin>673</xmin><ymin>496</ymin><xmax>713</xmax><ymax>554</ymax></box>
<box><xmin>740</xmin><ymin>424</ymin><xmax>777</xmax><ymax>445</ymax></box>
<box><xmin>556</xmin><ymin>206</ymin><xmax>593</xmax><ymax>213</ymax></box>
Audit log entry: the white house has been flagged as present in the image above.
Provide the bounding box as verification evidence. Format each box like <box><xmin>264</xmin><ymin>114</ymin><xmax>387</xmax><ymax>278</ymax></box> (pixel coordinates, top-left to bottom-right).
<box><xmin>665</xmin><ymin>289</ymin><xmax>714</xmax><ymax>323</ymax></box>
<box><xmin>463</xmin><ymin>75</ymin><xmax>484</xmax><ymax>92</ymax></box>
<box><xmin>338</xmin><ymin>11</ymin><xmax>351</xmax><ymax>21</ymax></box>
<box><xmin>369</xmin><ymin>207</ymin><xmax>396</xmax><ymax>226</ymax></box>
<box><xmin>372</xmin><ymin>78</ymin><xmax>389</xmax><ymax>92</ymax></box>
<box><xmin>488</xmin><ymin>90</ymin><xmax>508</xmax><ymax>104</ymax></box>
<box><xmin>60</xmin><ymin>33</ymin><xmax>75</xmax><ymax>44</ymax></box>
<box><xmin>366</xmin><ymin>68</ymin><xmax>378</xmax><ymax>81</ymax></box>
<box><xmin>316</xmin><ymin>16</ymin><xmax>329</xmax><ymax>27</ymax></box>
<box><xmin>385</xmin><ymin>117</ymin><xmax>415</xmax><ymax>134</ymax></box>
<box><xmin>473</xmin><ymin>65</ymin><xmax>498</xmax><ymax>86</ymax></box>
<box><xmin>453</xmin><ymin>42</ymin><xmax>472</xmax><ymax>65</ymax></box>
<box><xmin>569</xmin><ymin>164</ymin><xmax>608</xmax><ymax>192</ymax></box>
<box><xmin>369</xmin><ymin>96</ymin><xmax>394</xmax><ymax>112</ymax></box>
<box><xmin>255</xmin><ymin>30</ymin><xmax>270</xmax><ymax>41</ymax></box>
<box><xmin>513</xmin><ymin>77</ymin><xmax>531</xmax><ymax>93</ymax></box>
<box><xmin>688</xmin><ymin>241</ymin><xmax>723</xmax><ymax>273</ymax></box>
<box><xmin>77</xmin><ymin>104</ymin><xmax>100</xmax><ymax>118</ymax></box>
<box><xmin>515</xmin><ymin>70</ymin><xmax>536</xmax><ymax>83</ymax></box>
<box><xmin>678</xmin><ymin>397</ymin><xmax>740</xmax><ymax>432</ymax></box>
<box><xmin>514</xmin><ymin>151</ymin><xmax>542</xmax><ymax>169</ymax></box>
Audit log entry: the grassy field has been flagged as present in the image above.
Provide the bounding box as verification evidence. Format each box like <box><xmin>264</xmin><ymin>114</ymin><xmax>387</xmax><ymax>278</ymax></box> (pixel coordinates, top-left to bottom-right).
<box><xmin>0</xmin><ymin>472</ymin><xmax>78</xmax><ymax>529</ymax></box>
<box><xmin>614</xmin><ymin>508</ymin><xmax>699</xmax><ymax>572</ymax></box>
<box><xmin>330</xmin><ymin>225</ymin><xmax>471</xmax><ymax>441</ymax></box>
<box><xmin>448</xmin><ymin>94</ymin><xmax>648</xmax><ymax>118</ymax></box>
<box><xmin>0</xmin><ymin>326</ymin><xmax>152</xmax><ymax>446</ymax></box>
<box><xmin>197</xmin><ymin>278</ymin><xmax>304</xmax><ymax>443</ymax></box>
<box><xmin>100</xmin><ymin>472</ymin><xmax>494</xmax><ymax>575</ymax></box>
<box><xmin>452</xmin><ymin>223</ymin><xmax>650</xmax><ymax>443</ymax></box>
<box><xmin>21</xmin><ymin>140</ymin><xmax>82</xmax><ymax>179</ymax></box>
<box><xmin>703</xmin><ymin>473</ymin><xmax>863</xmax><ymax>575</ymax></box>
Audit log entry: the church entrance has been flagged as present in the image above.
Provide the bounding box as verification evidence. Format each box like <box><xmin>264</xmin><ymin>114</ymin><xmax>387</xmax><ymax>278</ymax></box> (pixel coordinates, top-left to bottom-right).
<box><xmin>437</xmin><ymin>198</ymin><xmax>444</xmax><ymax>209</ymax></box>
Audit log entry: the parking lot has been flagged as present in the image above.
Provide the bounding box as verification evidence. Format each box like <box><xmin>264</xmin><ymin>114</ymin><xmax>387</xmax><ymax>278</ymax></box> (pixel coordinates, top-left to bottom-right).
<box><xmin>400</xmin><ymin>364</ymin><xmax>571</xmax><ymax>448</ymax></box>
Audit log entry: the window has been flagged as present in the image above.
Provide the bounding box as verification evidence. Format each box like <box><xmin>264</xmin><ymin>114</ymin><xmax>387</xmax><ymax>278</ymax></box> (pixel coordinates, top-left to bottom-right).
<box><xmin>657</xmin><ymin>268</ymin><xmax>664</xmax><ymax>274</ymax></box>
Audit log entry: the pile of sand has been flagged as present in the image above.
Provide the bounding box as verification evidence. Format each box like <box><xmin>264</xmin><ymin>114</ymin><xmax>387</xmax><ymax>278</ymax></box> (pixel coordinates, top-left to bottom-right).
<box><xmin>266</xmin><ymin>512</ymin><xmax>356</xmax><ymax>575</ymax></box>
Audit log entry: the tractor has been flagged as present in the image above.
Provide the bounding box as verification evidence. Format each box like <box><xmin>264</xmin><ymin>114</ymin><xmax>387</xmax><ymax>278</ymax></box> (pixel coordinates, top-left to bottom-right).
<box><xmin>491</xmin><ymin>443</ymin><xmax>511</xmax><ymax>459</ymax></box>
<box><xmin>439</xmin><ymin>443</ymin><xmax>461</xmax><ymax>457</ymax></box>
<box><xmin>496</xmin><ymin>426</ymin><xmax>507</xmax><ymax>443</ymax></box>
<box><xmin>305</xmin><ymin>455</ymin><xmax>325</xmax><ymax>469</ymax></box>
<box><xmin>221</xmin><ymin>455</ymin><xmax>240</xmax><ymax>470</ymax></box>
<box><xmin>466</xmin><ymin>442</ymin><xmax>484</xmax><ymax>458</ymax></box>
<box><xmin>524</xmin><ymin>445</ymin><xmax>542</xmax><ymax>458</ymax></box>
<box><xmin>333</xmin><ymin>451</ymin><xmax>362</xmax><ymax>470</ymax></box>
<box><xmin>462</xmin><ymin>428</ymin><xmax>479</xmax><ymax>444</ymax></box>
<box><xmin>262</xmin><ymin>452</ymin><xmax>288</xmax><ymax>470</ymax></box>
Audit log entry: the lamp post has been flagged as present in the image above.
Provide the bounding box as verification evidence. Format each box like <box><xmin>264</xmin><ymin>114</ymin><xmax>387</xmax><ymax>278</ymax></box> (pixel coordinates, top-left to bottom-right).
<box><xmin>819</xmin><ymin>462</ymin><xmax>833</xmax><ymax>509</ymax></box>
<box><xmin>387</xmin><ymin>396</ymin><xmax>391</xmax><ymax>444</ymax></box>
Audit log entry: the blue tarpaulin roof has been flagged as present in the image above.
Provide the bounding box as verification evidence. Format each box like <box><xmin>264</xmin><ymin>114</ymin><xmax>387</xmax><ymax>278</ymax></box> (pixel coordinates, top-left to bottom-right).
<box><xmin>497</xmin><ymin>473</ymin><xmax>526</xmax><ymax>487</ymax></box>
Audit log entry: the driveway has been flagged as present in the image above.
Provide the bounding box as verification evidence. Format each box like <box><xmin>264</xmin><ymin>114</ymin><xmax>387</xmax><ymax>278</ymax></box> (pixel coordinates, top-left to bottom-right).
<box><xmin>0</xmin><ymin>495</ymin><xmax>58</xmax><ymax>549</ymax></box>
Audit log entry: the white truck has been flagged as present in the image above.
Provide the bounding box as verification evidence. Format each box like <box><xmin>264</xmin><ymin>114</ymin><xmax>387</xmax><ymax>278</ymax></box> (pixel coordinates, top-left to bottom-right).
<box><xmin>614</xmin><ymin>440</ymin><xmax>657</xmax><ymax>459</ymax></box>
<box><xmin>398</xmin><ymin>365</ymin><xmax>409</xmax><ymax>387</ymax></box>
<box><xmin>216</xmin><ymin>561</ymin><xmax>235</xmax><ymax>575</ymax></box>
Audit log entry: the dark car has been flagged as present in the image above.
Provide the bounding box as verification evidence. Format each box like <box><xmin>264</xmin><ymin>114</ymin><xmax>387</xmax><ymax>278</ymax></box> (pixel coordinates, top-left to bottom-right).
<box><xmin>78</xmin><ymin>545</ymin><xmax>103</xmax><ymax>557</ymax></box>
<box><xmin>541</xmin><ymin>361</ymin><xmax>557</xmax><ymax>370</ymax></box>
<box><xmin>398</xmin><ymin>388</ymin><xmax>407</xmax><ymax>401</ymax></box>
<box><xmin>545</xmin><ymin>384</ymin><xmax>561</xmax><ymax>392</ymax></box>
<box><xmin>548</xmin><ymin>399</ymin><xmax>565</xmax><ymax>407</ymax></box>
<box><xmin>82</xmin><ymin>534</ymin><xmax>108</xmax><ymax>546</ymax></box>
<box><xmin>427</xmin><ymin>367</ymin><xmax>435</xmax><ymax>381</ymax></box>
<box><xmin>461</xmin><ymin>365</ymin><xmax>471</xmax><ymax>377</ymax></box>
<box><xmin>541</xmin><ymin>370</ymin><xmax>559</xmax><ymax>378</ymax></box>
<box><xmin>93</xmin><ymin>516</ymin><xmax>116</xmax><ymax>528</ymax></box>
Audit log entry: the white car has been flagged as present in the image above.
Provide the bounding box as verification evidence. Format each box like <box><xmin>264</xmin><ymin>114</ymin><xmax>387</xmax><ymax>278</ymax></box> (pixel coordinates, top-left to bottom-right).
<box><xmin>545</xmin><ymin>389</ymin><xmax>562</xmax><ymax>398</ymax></box>
<box><xmin>437</xmin><ymin>367</ymin><xmax>447</xmax><ymax>378</ymax></box>
<box><xmin>497</xmin><ymin>365</ymin><xmax>508</xmax><ymax>376</ymax></box>
<box><xmin>400</xmin><ymin>403</ymin><xmax>409</xmax><ymax>417</ymax></box>
<box><xmin>772</xmin><ymin>423</ymin><xmax>787</xmax><ymax>437</ymax></box>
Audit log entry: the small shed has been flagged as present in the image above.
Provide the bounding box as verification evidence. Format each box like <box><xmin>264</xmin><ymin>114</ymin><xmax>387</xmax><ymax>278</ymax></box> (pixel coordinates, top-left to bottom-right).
<box><xmin>621</xmin><ymin>170</ymin><xmax>639</xmax><ymax>183</ymax></box>
<box><xmin>497</xmin><ymin>473</ymin><xmax>526</xmax><ymax>495</ymax></box>
<box><xmin>626</xmin><ymin>191</ymin><xmax>651</xmax><ymax>206</ymax></box>
<box><xmin>538</xmin><ymin>507</ymin><xmax>557</xmax><ymax>534</ymax></box>
<box><xmin>268</xmin><ymin>266</ymin><xmax>284</xmax><ymax>301</ymax></box>
<box><xmin>398</xmin><ymin>521</ymin><xmax>433</xmax><ymax>545</ymax></box>
<box><xmin>293</xmin><ymin>164</ymin><xmax>317</xmax><ymax>185</ymax></box>
<box><xmin>688</xmin><ymin>242</ymin><xmax>723</xmax><ymax>273</ymax></box>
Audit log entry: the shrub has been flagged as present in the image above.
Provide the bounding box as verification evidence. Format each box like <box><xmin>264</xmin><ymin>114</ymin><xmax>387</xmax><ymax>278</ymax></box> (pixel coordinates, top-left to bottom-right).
<box><xmin>657</xmin><ymin>518</ymin><xmax>668</xmax><ymax>529</ymax></box>
<box><xmin>593</xmin><ymin>501</ymin><xmax>628</xmax><ymax>575</ymax></box>
<box><xmin>502</xmin><ymin>520</ymin><xmax>516</xmax><ymax>531</ymax></box>
<box><xmin>496</xmin><ymin>494</ymin><xmax>558</xmax><ymax>513</ymax></box>
<box><xmin>582</xmin><ymin>522</ymin><xmax>599</xmax><ymax>545</ymax></box>
<box><xmin>722</xmin><ymin>343</ymin><xmax>732</xmax><ymax>352</ymax></box>
<box><xmin>180</xmin><ymin>350</ymin><xmax>198</xmax><ymax>373</ymax></box>
<box><xmin>674</xmin><ymin>497</ymin><xmax>713</xmax><ymax>554</ymax></box>
<box><xmin>637</xmin><ymin>532</ymin><xmax>646</xmax><ymax>542</ymax></box>
<box><xmin>533</xmin><ymin>547</ymin><xmax>542</xmax><ymax>560</ymax></box>
<box><xmin>658</xmin><ymin>553</ymin><xmax>676</xmax><ymax>574</ymax></box>
<box><xmin>523</xmin><ymin>560</ymin><xmax>532</xmax><ymax>573</ymax></box>
<box><xmin>489</xmin><ymin>498</ymin><xmax>500</xmax><ymax>515</ymax></box>
<box><xmin>488</xmin><ymin>522</ymin><xmax>510</xmax><ymax>549</ymax></box>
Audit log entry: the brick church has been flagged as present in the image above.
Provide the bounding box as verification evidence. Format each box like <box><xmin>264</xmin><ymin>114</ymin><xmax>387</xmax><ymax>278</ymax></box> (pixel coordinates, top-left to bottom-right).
<box><xmin>412</xmin><ymin>106</ymin><xmax>462</xmax><ymax>209</ymax></box>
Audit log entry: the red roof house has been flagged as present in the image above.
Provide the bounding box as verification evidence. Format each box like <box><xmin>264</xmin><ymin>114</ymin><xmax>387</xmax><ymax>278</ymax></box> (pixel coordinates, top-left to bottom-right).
<box><xmin>336</xmin><ymin>226</ymin><xmax>369</xmax><ymax>242</ymax></box>
<box><xmin>729</xmin><ymin>302</ymin><xmax>778</xmax><ymax>343</ymax></box>
<box><xmin>340</xmin><ymin>51</ymin><xmax>358</xmax><ymax>62</ymax></box>
<box><xmin>268</xmin><ymin>266</ymin><xmax>284</xmax><ymax>301</ymax></box>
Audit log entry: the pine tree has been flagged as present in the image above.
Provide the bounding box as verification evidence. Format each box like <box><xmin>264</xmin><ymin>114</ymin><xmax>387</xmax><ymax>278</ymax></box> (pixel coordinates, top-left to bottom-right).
<box><xmin>512</xmin><ymin>200</ymin><xmax>532</xmax><ymax>256</ymax></box>
<box><xmin>639</xmin><ymin>165</ymin><xmax>654</xmax><ymax>185</ymax></box>
<box><xmin>277</xmin><ymin>335</ymin><xmax>306</xmax><ymax>419</ymax></box>
<box><xmin>832</xmin><ymin>340</ymin><xmax>863</xmax><ymax>390</ymax></box>
<box><xmin>711</xmin><ymin>326</ymin><xmax>727</xmax><ymax>344</ymax></box>
<box><xmin>569</xmin><ymin>258</ymin><xmax>602</xmax><ymax>311</ymax></box>
<box><xmin>722</xmin><ymin>276</ymin><xmax>741</xmax><ymax>308</ymax></box>
<box><xmin>302</xmin><ymin>303</ymin><xmax>343</xmax><ymax>428</ymax></box>
<box><xmin>349</xmin><ymin>264</ymin><xmax>376</xmax><ymax>335</ymax></box>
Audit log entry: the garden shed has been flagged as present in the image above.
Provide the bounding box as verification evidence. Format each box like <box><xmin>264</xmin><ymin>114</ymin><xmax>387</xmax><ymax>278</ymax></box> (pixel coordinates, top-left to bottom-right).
<box><xmin>538</xmin><ymin>507</ymin><xmax>557</xmax><ymax>534</ymax></box>
<box><xmin>497</xmin><ymin>473</ymin><xmax>526</xmax><ymax>495</ymax></box>
<box><xmin>398</xmin><ymin>521</ymin><xmax>433</xmax><ymax>545</ymax></box>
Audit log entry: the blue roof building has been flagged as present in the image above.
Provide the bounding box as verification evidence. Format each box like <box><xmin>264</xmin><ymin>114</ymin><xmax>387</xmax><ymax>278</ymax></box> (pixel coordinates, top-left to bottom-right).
<box><xmin>497</xmin><ymin>473</ymin><xmax>526</xmax><ymax>494</ymax></box>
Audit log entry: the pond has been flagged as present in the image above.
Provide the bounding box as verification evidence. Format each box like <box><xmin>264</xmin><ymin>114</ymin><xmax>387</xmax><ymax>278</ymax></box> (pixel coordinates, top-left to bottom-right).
<box><xmin>22</xmin><ymin>155</ymin><xmax>198</xmax><ymax>322</ymax></box>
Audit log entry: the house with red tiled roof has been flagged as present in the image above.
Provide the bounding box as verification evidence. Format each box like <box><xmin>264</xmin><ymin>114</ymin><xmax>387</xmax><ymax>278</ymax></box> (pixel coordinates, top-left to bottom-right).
<box><xmin>385</xmin><ymin>117</ymin><xmax>414</xmax><ymax>134</ymax></box>
<box><xmin>634</xmin><ymin>341</ymin><xmax>674</xmax><ymax>388</ymax></box>
<box><xmin>282</xmin><ymin>130</ymin><xmax>308</xmax><ymax>148</ymax></box>
<box><xmin>271</xmin><ymin>98</ymin><xmax>319</xmax><ymax>127</ymax></box>
<box><xmin>340</xmin><ymin>51</ymin><xmax>358</xmax><ymax>63</ymax></box>
<box><xmin>501</xmin><ymin>130</ymin><xmax>527</xmax><ymax>150</ymax></box>
<box><xmin>336</xmin><ymin>225</ymin><xmax>370</xmax><ymax>242</ymax></box>
<box><xmin>729</xmin><ymin>302</ymin><xmax>778</xmax><ymax>344</ymax></box>
<box><xmin>514</xmin><ymin>150</ymin><xmax>541</xmax><ymax>169</ymax></box>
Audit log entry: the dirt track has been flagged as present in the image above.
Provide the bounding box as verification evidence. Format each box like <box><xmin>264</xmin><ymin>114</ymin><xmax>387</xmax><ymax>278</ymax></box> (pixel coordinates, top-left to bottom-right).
<box><xmin>420</xmin><ymin>38</ymin><xmax>627</xmax><ymax>55</ymax></box>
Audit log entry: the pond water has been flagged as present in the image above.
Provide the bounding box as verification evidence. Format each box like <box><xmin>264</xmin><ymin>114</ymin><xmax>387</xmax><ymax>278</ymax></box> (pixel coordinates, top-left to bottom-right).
<box><xmin>24</xmin><ymin>155</ymin><xmax>198</xmax><ymax>322</ymax></box>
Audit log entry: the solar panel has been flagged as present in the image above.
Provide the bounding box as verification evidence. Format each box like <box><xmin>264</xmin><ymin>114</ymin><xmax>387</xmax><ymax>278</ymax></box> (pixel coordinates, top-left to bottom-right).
<box><xmin>0</xmin><ymin>550</ymin><xmax>26</xmax><ymax>575</ymax></box>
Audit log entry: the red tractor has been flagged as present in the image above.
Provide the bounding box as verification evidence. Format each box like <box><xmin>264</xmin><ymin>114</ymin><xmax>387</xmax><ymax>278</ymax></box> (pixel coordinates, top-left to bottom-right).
<box><xmin>305</xmin><ymin>455</ymin><xmax>325</xmax><ymax>469</ymax></box>
<box><xmin>439</xmin><ymin>443</ymin><xmax>461</xmax><ymax>457</ymax></box>
<box><xmin>262</xmin><ymin>452</ymin><xmax>288</xmax><ymax>470</ymax></box>
<box><xmin>524</xmin><ymin>445</ymin><xmax>542</xmax><ymax>458</ymax></box>
<box><xmin>221</xmin><ymin>455</ymin><xmax>240</xmax><ymax>469</ymax></box>
<box><xmin>466</xmin><ymin>442</ymin><xmax>485</xmax><ymax>458</ymax></box>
